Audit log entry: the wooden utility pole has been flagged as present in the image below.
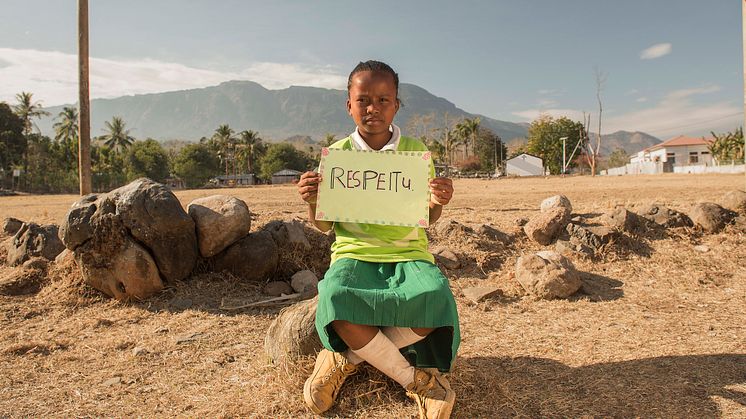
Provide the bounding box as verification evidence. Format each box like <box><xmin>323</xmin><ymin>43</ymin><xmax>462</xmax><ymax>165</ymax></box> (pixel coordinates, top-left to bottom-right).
<box><xmin>78</xmin><ymin>0</ymin><xmax>92</xmax><ymax>195</ymax></box>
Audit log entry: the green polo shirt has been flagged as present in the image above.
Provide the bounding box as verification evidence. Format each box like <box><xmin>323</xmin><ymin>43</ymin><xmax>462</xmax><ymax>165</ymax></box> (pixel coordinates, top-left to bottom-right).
<box><xmin>325</xmin><ymin>135</ymin><xmax>435</xmax><ymax>265</ymax></box>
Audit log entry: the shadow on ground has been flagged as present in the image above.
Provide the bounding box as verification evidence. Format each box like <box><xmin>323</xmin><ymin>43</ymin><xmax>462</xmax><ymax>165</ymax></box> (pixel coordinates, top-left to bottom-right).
<box><xmin>452</xmin><ymin>354</ymin><xmax>746</xmax><ymax>418</ymax></box>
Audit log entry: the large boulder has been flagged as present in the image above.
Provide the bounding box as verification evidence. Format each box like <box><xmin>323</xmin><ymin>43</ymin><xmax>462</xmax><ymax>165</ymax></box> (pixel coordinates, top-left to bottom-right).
<box><xmin>2</xmin><ymin>217</ymin><xmax>24</xmax><ymax>236</ymax></box>
<box><xmin>6</xmin><ymin>222</ymin><xmax>65</xmax><ymax>266</ymax></box>
<box><xmin>262</xmin><ymin>220</ymin><xmax>311</xmax><ymax>250</ymax></box>
<box><xmin>187</xmin><ymin>195</ymin><xmax>251</xmax><ymax>258</ymax></box>
<box><xmin>635</xmin><ymin>203</ymin><xmax>692</xmax><ymax>228</ymax></box>
<box><xmin>565</xmin><ymin>223</ymin><xmax>616</xmax><ymax>252</ymax></box>
<box><xmin>61</xmin><ymin>179</ymin><xmax>198</xmax><ymax>285</ymax></box>
<box><xmin>603</xmin><ymin>208</ymin><xmax>648</xmax><ymax>233</ymax></box>
<box><xmin>515</xmin><ymin>251</ymin><xmax>582</xmax><ymax>299</ymax></box>
<box><xmin>721</xmin><ymin>190</ymin><xmax>746</xmax><ymax>214</ymax></box>
<box><xmin>523</xmin><ymin>208</ymin><xmax>569</xmax><ymax>245</ymax></box>
<box><xmin>213</xmin><ymin>230</ymin><xmax>278</xmax><ymax>282</ymax></box>
<box><xmin>689</xmin><ymin>202</ymin><xmax>735</xmax><ymax>233</ymax></box>
<box><xmin>265</xmin><ymin>297</ymin><xmax>322</xmax><ymax>364</ymax></box>
<box><xmin>540</xmin><ymin>195</ymin><xmax>572</xmax><ymax>218</ymax></box>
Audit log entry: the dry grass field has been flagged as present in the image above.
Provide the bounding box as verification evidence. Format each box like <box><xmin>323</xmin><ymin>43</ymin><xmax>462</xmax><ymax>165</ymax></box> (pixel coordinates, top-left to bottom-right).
<box><xmin>0</xmin><ymin>173</ymin><xmax>745</xmax><ymax>418</ymax></box>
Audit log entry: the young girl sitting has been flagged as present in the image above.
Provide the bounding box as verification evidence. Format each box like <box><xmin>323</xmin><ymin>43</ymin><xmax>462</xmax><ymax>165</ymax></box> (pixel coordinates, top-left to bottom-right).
<box><xmin>297</xmin><ymin>60</ymin><xmax>460</xmax><ymax>419</ymax></box>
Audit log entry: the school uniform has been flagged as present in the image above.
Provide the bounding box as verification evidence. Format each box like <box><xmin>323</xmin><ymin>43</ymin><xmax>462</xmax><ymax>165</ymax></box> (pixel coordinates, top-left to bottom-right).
<box><xmin>315</xmin><ymin>124</ymin><xmax>460</xmax><ymax>373</ymax></box>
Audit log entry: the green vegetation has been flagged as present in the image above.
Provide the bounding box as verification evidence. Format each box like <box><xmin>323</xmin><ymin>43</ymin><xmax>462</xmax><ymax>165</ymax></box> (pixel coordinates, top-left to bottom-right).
<box><xmin>708</xmin><ymin>128</ymin><xmax>744</xmax><ymax>165</ymax></box>
<box><xmin>526</xmin><ymin>115</ymin><xmax>585</xmax><ymax>175</ymax></box>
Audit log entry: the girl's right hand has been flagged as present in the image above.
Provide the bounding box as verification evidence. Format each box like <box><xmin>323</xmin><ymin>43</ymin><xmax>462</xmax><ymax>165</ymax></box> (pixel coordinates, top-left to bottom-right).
<box><xmin>298</xmin><ymin>171</ymin><xmax>322</xmax><ymax>204</ymax></box>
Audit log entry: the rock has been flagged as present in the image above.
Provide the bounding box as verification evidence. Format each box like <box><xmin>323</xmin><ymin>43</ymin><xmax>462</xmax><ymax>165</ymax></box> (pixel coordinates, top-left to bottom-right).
<box><xmin>264</xmin><ymin>281</ymin><xmax>294</xmax><ymax>296</ymax></box>
<box><xmin>290</xmin><ymin>270</ymin><xmax>319</xmax><ymax>294</ymax></box>
<box><xmin>0</xmin><ymin>266</ymin><xmax>46</xmax><ymax>295</ymax></box>
<box><xmin>635</xmin><ymin>203</ymin><xmax>692</xmax><ymax>228</ymax></box>
<box><xmin>523</xmin><ymin>208</ymin><xmax>569</xmax><ymax>245</ymax></box>
<box><xmin>515</xmin><ymin>251</ymin><xmax>582</xmax><ymax>299</ymax></box>
<box><xmin>514</xmin><ymin>217</ymin><xmax>529</xmax><ymax>227</ymax></box>
<box><xmin>693</xmin><ymin>245</ymin><xmax>710</xmax><ymax>253</ymax></box>
<box><xmin>721</xmin><ymin>190</ymin><xmax>746</xmax><ymax>214</ymax></box>
<box><xmin>22</xmin><ymin>257</ymin><xmax>49</xmax><ymax>271</ymax></box>
<box><xmin>262</xmin><ymin>220</ymin><xmax>310</xmax><ymax>250</ymax></box>
<box><xmin>61</xmin><ymin>179</ymin><xmax>198</xmax><ymax>286</ymax></box>
<box><xmin>75</xmin><ymin>237</ymin><xmax>164</xmax><ymax>301</ymax></box>
<box><xmin>102</xmin><ymin>377</ymin><xmax>122</xmax><ymax>387</ymax></box>
<box><xmin>264</xmin><ymin>296</ymin><xmax>322</xmax><ymax>364</ymax></box>
<box><xmin>603</xmin><ymin>208</ymin><xmax>647</xmax><ymax>233</ymax></box>
<box><xmin>432</xmin><ymin>247</ymin><xmax>461</xmax><ymax>269</ymax></box>
<box><xmin>566</xmin><ymin>223</ymin><xmax>616</xmax><ymax>251</ymax></box>
<box><xmin>689</xmin><ymin>202</ymin><xmax>735</xmax><ymax>233</ymax></box>
<box><xmin>55</xmin><ymin>248</ymin><xmax>74</xmax><ymax>265</ymax></box>
<box><xmin>462</xmin><ymin>286</ymin><xmax>503</xmax><ymax>303</ymax></box>
<box><xmin>434</xmin><ymin>220</ymin><xmax>473</xmax><ymax>236</ymax></box>
<box><xmin>555</xmin><ymin>239</ymin><xmax>593</xmax><ymax>258</ymax></box>
<box><xmin>213</xmin><ymin>230</ymin><xmax>278</xmax><ymax>282</ymax></box>
<box><xmin>6</xmin><ymin>222</ymin><xmax>65</xmax><ymax>266</ymax></box>
<box><xmin>2</xmin><ymin>217</ymin><xmax>23</xmax><ymax>236</ymax></box>
<box><xmin>187</xmin><ymin>195</ymin><xmax>251</xmax><ymax>258</ymax></box>
<box><xmin>478</xmin><ymin>224</ymin><xmax>512</xmax><ymax>243</ymax></box>
<box><xmin>540</xmin><ymin>195</ymin><xmax>572</xmax><ymax>218</ymax></box>
<box><xmin>132</xmin><ymin>347</ymin><xmax>148</xmax><ymax>357</ymax></box>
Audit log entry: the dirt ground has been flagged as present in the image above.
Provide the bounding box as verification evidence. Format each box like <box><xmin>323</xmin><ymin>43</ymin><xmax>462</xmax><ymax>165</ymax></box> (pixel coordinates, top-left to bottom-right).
<box><xmin>0</xmin><ymin>173</ymin><xmax>745</xmax><ymax>418</ymax></box>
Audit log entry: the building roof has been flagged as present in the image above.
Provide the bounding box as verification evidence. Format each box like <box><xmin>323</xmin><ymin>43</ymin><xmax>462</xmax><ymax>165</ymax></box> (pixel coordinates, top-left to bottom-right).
<box><xmin>507</xmin><ymin>153</ymin><xmax>543</xmax><ymax>163</ymax></box>
<box><xmin>272</xmin><ymin>169</ymin><xmax>302</xmax><ymax>176</ymax></box>
<box><xmin>647</xmin><ymin>135</ymin><xmax>713</xmax><ymax>151</ymax></box>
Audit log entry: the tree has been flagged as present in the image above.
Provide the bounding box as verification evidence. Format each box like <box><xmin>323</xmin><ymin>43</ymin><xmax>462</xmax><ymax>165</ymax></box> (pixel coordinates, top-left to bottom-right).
<box><xmin>102</xmin><ymin>116</ymin><xmax>134</xmax><ymax>153</ymax></box>
<box><xmin>526</xmin><ymin>115</ymin><xmax>585</xmax><ymax>175</ymax></box>
<box><xmin>319</xmin><ymin>133</ymin><xmax>337</xmax><ymax>148</ymax></box>
<box><xmin>212</xmin><ymin>124</ymin><xmax>236</xmax><ymax>177</ymax></box>
<box><xmin>588</xmin><ymin>68</ymin><xmax>607</xmax><ymax>176</ymax></box>
<box><xmin>607</xmin><ymin>148</ymin><xmax>629</xmax><ymax>169</ymax></box>
<box><xmin>455</xmin><ymin>117</ymin><xmax>480</xmax><ymax>158</ymax></box>
<box><xmin>709</xmin><ymin>127</ymin><xmax>745</xmax><ymax>165</ymax></box>
<box><xmin>12</xmin><ymin>92</ymin><xmax>49</xmax><ymax>136</ymax></box>
<box><xmin>473</xmin><ymin>127</ymin><xmax>508</xmax><ymax>173</ymax></box>
<box><xmin>236</xmin><ymin>129</ymin><xmax>263</xmax><ymax>174</ymax></box>
<box><xmin>0</xmin><ymin>103</ymin><xmax>26</xmax><ymax>183</ymax></box>
<box><xmin>123</xmin><ymin>139</ymin><xmax>170</xmax><ymax>182</ymax></box>
<box><xmin>258</xmin><ymin>143</ymin><xmax>313</xmax><ymax>182</ymax></box>
<box><xmin>172</xmin><ymin>143</ymin><xmax>221</xmax><ymax>188</ymax></box>
<box><xmin>53</xmin><ymin>107</ymin><xmax>79</xmax><ymax>170</ymax></box>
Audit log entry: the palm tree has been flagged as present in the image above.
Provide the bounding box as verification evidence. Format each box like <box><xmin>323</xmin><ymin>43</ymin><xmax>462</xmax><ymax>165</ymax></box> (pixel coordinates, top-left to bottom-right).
<box><xmin>236</xmin><ymin>129</ymin><xmax>262</xmax><ymax>174</ymax></box>
<box><xmin>101</xmin><ymin>116</ymin><xmax>134</xmax><ymax>153</ymax></box>
<box><xmin>456</xmin><ymin>117</ymin><xmax>481</xmax><ymax>158</ymax></box>
<box><xmin>12</xmin><ymin>92</ymin><xmax>50</xmax><ymax>136</ymax></box>
<box><xmin>53</xmin><ymin>107</ymin><xmax>79</xmax><ymax>167</ymax></box>
<box><xmin>213</xmin><ymin>124</ymin><xmax>235</xmax><ymax>177</ymax></box>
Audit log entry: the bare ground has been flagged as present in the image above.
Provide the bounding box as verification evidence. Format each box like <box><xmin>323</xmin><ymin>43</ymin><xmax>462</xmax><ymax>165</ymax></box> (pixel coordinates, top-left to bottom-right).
<box><xmin>0</xmin><ymin>173</ymin><xmax>745</xmax><ymax>418</ymax></box>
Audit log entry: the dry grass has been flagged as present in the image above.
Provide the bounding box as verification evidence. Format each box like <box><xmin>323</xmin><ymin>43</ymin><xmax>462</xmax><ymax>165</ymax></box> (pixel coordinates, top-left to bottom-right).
<box><xmin>0</xmin><ymin>173</ymin><xmax>745</xmax><ymax>418</ymax></box>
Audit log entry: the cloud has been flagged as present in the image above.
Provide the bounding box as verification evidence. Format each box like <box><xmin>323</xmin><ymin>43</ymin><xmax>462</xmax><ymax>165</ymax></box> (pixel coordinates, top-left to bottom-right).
<box><xmin>512</xmin><ymin>108</ymin><xmax>586</xmax><ymax>122</ymax></box>
<box><xmin>636</xmin><ymin>97</ymin><xmax>648</xmax><ymax>103</ymax></box>
<box><xmin>640</xmin><ymin>43</ymin><xmax>672</xmax><ymax>60</ymax></box>
<box><xmin>604</xmin><ymin>84</ymin><xmax>741</xmax><ymax>138</ymax></box>
<box><xmin>0</xmin><ymin>48</ymin><xmax>347</xmax><ymax>106</ymax></box>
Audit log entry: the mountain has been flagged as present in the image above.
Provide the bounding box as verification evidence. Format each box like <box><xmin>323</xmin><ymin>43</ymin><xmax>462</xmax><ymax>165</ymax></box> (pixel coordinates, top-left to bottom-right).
<box><xmin>37</xmin><ymin>81</ymin><xmax>529</xmax><ymax>143</ymax></box>
<box><xmin>589</xmin><ymin>130</ymin><xmax>662</xmax><ymax>156</ymax></box>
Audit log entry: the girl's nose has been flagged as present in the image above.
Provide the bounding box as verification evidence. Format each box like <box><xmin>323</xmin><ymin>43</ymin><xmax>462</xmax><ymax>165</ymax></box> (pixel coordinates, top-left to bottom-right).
<box><xmin>367</xmin><ymin>104</ymin><xmax>380</xmax><ymax>114</ymax></box>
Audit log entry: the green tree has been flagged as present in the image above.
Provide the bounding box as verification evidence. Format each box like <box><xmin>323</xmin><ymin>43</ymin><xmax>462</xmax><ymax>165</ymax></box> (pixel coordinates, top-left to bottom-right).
<box><xmin>212</xmin><ymin>124</ymin><xmax>236</xmax><ymax>177</ymax></box>
<box><xmin>12</xmin><ymin>92</ymin><xmax>49</xmax><ymax>136</ymax></box>
<box><xmin>102</xmin><ymin>116</ymin><xmax>134</xmax><ymax>153</ymax></box>
<box><xmin>258</xmin><ymin>143</ymin><xmax>313</xmax><ymax>182</ymax></box>
<box><xmin>236</xmin><ymin>129</ymin><xmax>264</xmax><ymax>174</ymax></box>
<box><xmin>123</xmin><ymin>139</ymin><xmax>170</xmax><ymax>182</ymax></box>
<box><xmin>709</xmin><ymin>127</ymin><xmax>744</xmax><ymax>165</ymax></box>
<box><xmin>53</xmin><ymin>106</ymin><xmax>79</xmax><ymax>170</ymax></box>
<box><xmin>172</xmin><ymin>143</ymin><xmax>221</xmax><ymax>188</ymax></box>
<box><xmin>526</xmin><ymin>115</ymin><xmax>585</xmax><ymax>175</ymax></box>
<box><xmin>455</xmin><ymin>117</ymin><xmax>480</xmax><ymax>158</ymax></box>
<box><xmin>473</xmin><ymin>127</ymin><xmax>508</xmax><ymax>173</ymax></box>
<box><xmin>0</xmin><ymin>103</ymin><xmax>26</xmax><ymax>185</ymax></box>
<box><xmin>91</xmin><ymin>144</ymin><xmax>126</xmax><ymax>192</ymax></box>
<box><xmin>607</xmin><ymin>148</ymin><xmax>629</xmax><ymax>169</ymax></box>
<box><xmin>319</xmin><ymin>133</ymin><xmax>337</xmax><ymax>148</ymax></box>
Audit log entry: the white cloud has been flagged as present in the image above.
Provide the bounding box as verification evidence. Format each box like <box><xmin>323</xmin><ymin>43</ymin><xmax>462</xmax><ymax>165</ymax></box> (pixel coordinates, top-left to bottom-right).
<box><xmin>604</xmin><ymin>84</ymin><xmax>742</xmax><ymax>138</ymax></box>
<box><xmin>0</xmin><ymin>48</ymin><xmax>347</xmax><ymax>106</ymax></box>
<box><xmin>512</xmin><ymin>108</ymin><xmax>586</xmax><ymax>122</ymax></box>
<box><xmin>636</xmin><ymin>97</ymin><xmax>648</xmax><ymax>103</ymax></box>
<box><xmin>640</xmin><ymin>43</ymin><xmax>672</xmax><ymax>60</ymax></box>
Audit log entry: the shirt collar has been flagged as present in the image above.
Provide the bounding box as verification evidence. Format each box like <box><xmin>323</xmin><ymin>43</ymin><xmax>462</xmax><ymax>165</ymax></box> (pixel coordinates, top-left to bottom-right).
<box><xmin>350</xmin><ymin>123</ymin><xmax>401</xmax><ymax>151</ymax></box>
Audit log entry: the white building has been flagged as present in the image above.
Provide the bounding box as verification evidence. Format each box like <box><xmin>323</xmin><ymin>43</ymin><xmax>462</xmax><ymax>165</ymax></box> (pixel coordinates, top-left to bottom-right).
<box><xmin>506</xmin><ymin>153</ymin><xmax>544</xmax><ymax>176</ymax></box>
<box><xmin>630</xmin><ymin>135</ymin><xmax>713</xmax><ymax>167</ymax></box>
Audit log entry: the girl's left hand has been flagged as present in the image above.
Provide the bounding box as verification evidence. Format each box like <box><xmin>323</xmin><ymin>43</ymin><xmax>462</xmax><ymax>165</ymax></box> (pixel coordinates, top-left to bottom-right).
<box><xmin>429</xmin><ymin>177</ymin><xmax>454</xmax><ymax>206</ymax></box>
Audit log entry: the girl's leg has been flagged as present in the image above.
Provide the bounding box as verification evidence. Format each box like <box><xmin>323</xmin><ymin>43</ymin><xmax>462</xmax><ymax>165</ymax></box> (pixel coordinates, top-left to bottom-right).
<box><xmin>344</xmin><ymin>326</ymin><xmax>436</xmax><ymax>364</ymax></box>
<box><xmin>331</xmin><ymin>320</ymin><xmax>379</xmax><ymax>350</ymax></box>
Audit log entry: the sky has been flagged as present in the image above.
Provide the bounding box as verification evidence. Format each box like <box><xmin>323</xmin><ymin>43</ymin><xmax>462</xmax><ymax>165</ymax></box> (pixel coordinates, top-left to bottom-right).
<box><xmin>0</xmin><ymin>0</ymin><xmax>743</xmax><ymax>139</ymax></box>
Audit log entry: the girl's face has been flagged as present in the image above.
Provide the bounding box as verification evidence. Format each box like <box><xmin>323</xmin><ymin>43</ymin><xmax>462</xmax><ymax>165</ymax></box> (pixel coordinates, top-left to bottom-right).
<box><xmin>346</xmin><ymin>71</ymin><xmax>400</xmax><ymax>142</ymax></box>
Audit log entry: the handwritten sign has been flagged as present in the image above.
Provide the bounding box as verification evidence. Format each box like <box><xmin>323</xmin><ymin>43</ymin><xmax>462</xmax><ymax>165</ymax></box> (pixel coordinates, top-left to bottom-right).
<box><xmin>315</xmin><ymin>148</ymin><xmax>432</xmax><ymax>227</ymax></box>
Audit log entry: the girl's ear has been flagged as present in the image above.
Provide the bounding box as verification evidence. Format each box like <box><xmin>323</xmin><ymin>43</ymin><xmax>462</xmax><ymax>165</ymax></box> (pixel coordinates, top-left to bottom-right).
<box><xmin>395</xmin><ymin>98</ymin><xmax>400</xmax><ymax>113</ymax></box>
<box><xmin>346</xmin><ymin>98</ymin><xmax>352</xmax><ymax>115</ymax></box>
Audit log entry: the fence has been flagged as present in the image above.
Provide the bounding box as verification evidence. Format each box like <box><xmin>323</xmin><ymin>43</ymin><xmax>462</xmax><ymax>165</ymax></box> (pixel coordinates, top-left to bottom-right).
<box><xmin>602</xmin><ymin>162</ymin><xmax>745</xmax><ymax>176</ymax></box>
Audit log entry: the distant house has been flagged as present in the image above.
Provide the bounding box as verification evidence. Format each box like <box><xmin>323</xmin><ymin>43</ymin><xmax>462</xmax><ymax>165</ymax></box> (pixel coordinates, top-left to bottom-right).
<box><xmin>506</xmin><ymin>153</ymin><xmax>544</xmax><ymax>176</ymax></box>
<box><xmin>271</xmin><ymin>169</ymin><xmax>302</xmax><ymax>184</ymax></box>
<box><xmin>164</xmin><ymin>176</ymin><xmax>185</xmax><ymax>190</ymax></box>
<box><xmin>213</xmin><ymin>173</ymin><xmax>256</xmax><ymax>187</ymax></box>
<box><xmin>630</xmin><ymin>135</ymin><xmax>713</xmax><ymax>167</ymax></box>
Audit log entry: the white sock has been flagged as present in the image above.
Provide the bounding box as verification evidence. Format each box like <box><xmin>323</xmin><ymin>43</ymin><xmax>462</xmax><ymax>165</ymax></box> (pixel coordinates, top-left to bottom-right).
<box><xmin>344</xmin><ymin>327</ymin><xmax>426</xmax><ymax>365</ymax></box>
<box><xmin>351</xmin><ymin>330</ymin><xmax>415</xmax><ymax>388</ymax></box>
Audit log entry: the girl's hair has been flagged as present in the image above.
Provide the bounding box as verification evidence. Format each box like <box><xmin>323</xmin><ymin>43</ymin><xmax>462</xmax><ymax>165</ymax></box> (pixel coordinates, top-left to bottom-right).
<box><xmin>347</xmin><ymin>60</ymin><xmax>399</xmax><ymax>94</ymax></box>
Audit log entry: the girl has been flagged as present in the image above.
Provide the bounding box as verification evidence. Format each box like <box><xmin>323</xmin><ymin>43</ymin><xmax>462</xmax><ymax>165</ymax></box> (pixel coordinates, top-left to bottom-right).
<box><xmin>297</xmin><ymin>60</ymin><xmax>459</xmax><ymax>419</ymax></box>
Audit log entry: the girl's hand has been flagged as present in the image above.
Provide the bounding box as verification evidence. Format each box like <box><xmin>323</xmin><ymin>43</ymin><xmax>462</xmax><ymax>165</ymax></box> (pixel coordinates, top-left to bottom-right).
<box><xmin>298</xmin><ymin>171</ymin><xmax>322</xmax><ymax>204</ymax></box>
<box><xmin>429</xmin><ymin>177</ymin><xmax>454</xmax><ymax>206</ymax></box>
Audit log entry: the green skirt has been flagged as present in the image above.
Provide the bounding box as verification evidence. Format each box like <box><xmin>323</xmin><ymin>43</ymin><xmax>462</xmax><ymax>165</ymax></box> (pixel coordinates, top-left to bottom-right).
<box><xmin>315</xmin><ymin>258</ymin><xmax>460</xmax><ymax>373</ymax></box>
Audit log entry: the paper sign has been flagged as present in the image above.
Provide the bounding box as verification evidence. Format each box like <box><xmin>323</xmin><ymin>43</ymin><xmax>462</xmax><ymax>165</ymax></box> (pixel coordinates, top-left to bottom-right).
<box><xmin>315</xmin><ymin>148</ymin><xmax>431</xmax><ymax>227</ymax></box>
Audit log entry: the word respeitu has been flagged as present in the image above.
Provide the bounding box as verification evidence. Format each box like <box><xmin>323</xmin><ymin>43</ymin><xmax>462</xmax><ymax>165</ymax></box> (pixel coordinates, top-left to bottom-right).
<box><xmin>329</xmin><ymin>167</ymin><xmax>413</xmax><ymax>192</ymax></box>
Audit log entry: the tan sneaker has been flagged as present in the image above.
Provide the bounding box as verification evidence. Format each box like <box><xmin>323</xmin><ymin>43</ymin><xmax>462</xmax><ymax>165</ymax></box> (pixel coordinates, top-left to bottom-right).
<box><xmin>303</xmin><ymin>349</ymin><xmax>358</xmax><ymax>414</ymax></box>
<box><xmin>405</xmin><ymin>369</ymin><xmax>456</xmax><ymax>419</ymax></box>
